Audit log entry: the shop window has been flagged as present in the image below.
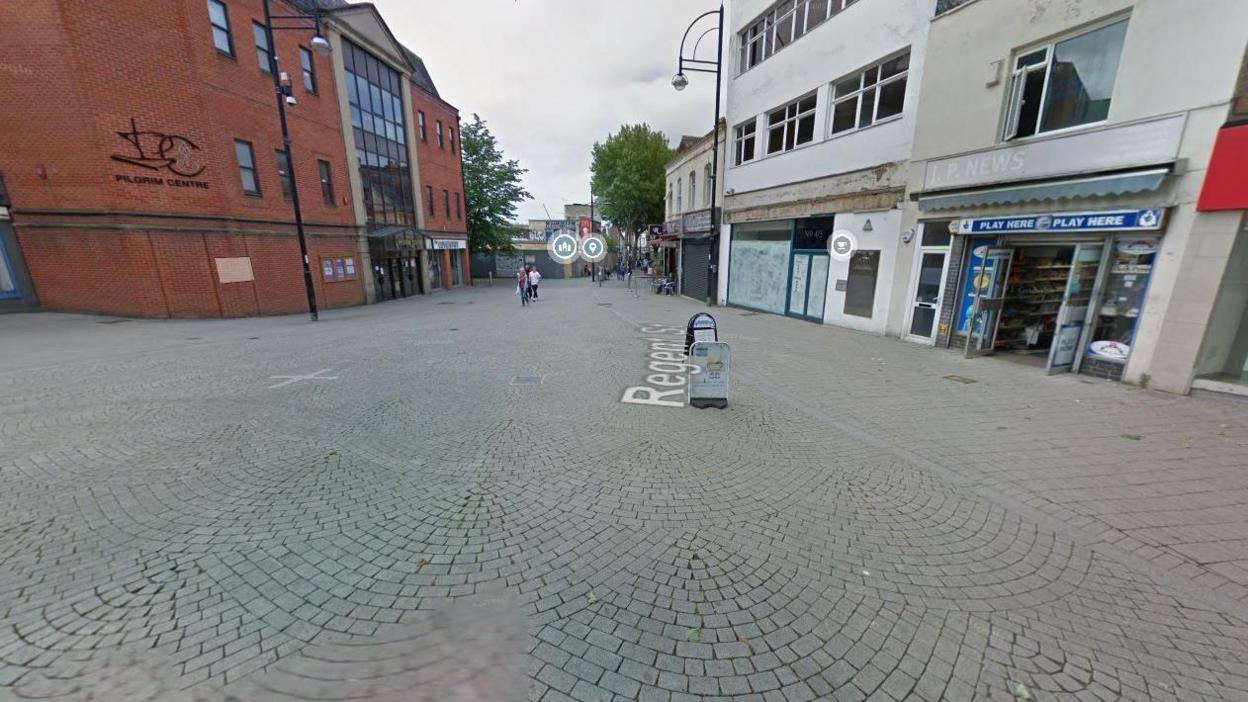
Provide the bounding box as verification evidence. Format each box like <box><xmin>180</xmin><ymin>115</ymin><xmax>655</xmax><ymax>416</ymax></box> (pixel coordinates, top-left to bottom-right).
<box><xmin>734</xmin><ymin>120</ymin><xmax>757</xmax><ymax>165</ymax></box>
<box><xmin>234</xmin><ymin>140</ymin><xmax>259</xmax><ymax>196</ymax></box>
<box><xmin>728</xmin><ymin>222</ymin><xmax>792</xmax><ymax>314</ymax></box>
<box><xmin>1004</xmin><ymin>19</ymin><xmax>1129</xmax><ymax>141</ymax></box>
<box><xmin>207</xmin><ymin>0</ymin><xmax>234</xmax><ymax>57</ymax></box>
<box><xmin>1085</xmin><ymin>237</ymin><xmax>1159</xmax><ymax>366</ymax></box>
<box><xmin>767</xmin><ymin>94</ymin><xmax>817</xmax><ymax>155</ymax></box>
<box><xmin>793</xmin><ymin>216</ymin><xmax>834</xmax><ymax>250</ymax></box>
<box><xmin>831</xmin><ymin>51</ymin><xmax>909</xmax><ymax>135</ymax></box>
<box><xmin>0</xmin><ymin>241</ymin><xmax>18</xmax><ymax>298</ymax></box>
<box><xmin>253</xmin><ymin>22</ymin><xmax>271</xmax><ymax>74</ymax></box>
<box><xmin>843</xmin><ymin>250</ymin><xmax>880</xmax><ymax>317</ymax></box>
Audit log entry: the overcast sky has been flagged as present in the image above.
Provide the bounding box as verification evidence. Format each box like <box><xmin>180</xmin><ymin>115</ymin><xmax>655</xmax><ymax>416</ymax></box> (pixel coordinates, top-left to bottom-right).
<box><xmin>370</xmin><ymin>0</ymin><xmax>726</xmax><ymax>222</ymax></box>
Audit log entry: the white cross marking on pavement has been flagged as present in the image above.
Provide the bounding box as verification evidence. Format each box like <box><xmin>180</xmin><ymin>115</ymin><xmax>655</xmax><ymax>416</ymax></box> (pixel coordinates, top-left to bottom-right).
<box><xmin>268</xmin><ymin>368</ymin><xmax>338</xmax><ymax>389</ymax></box>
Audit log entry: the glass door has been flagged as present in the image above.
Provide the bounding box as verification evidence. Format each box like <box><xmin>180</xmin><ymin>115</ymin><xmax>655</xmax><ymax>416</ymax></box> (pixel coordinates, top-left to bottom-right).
<box><xmin>786</xmin><ymin>252</ymin><xmax>829</xmax><ymax>321</ymax></box>
<box><xmin>1047</xmin><ymin>244</ymin><xmax>1102</xmax><ymax>374</ymax></box>
<box><xmin>908</xmin><ymin>251</ymin><xmax>948</xmax><ymax>340</ymax></box>
<box><xmin>965</xmin><ymin>248</ymin><xmax>1014</xmax><ymax>358</ymax></box>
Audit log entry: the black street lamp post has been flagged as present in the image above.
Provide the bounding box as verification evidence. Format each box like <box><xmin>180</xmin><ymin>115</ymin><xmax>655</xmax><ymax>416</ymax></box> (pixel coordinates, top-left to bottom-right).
<box><xmin>262</xmin><ymin>0</ymin><xmax>332</xmax><ymax>321</ymax></box>
<box><xmin>673</xmin><ymin>4</ymin><xmax>724</xmax><ymax>307</ymax></box>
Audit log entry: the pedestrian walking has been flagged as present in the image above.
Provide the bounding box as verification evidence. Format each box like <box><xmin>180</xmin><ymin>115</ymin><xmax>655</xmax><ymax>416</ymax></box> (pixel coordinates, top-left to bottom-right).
<box><xmin>529</xmin><ymin>267</ymin><xmax>542</xmax><ymax>300</ymax></box>
<box><xmin>516</xmin><ymin>267</ymin><xmax>530</xmax><ymax>306</ymax></box>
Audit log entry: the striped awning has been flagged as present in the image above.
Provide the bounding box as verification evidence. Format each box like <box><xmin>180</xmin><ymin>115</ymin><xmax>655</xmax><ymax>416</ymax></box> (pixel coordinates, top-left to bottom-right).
<box><xmin>917</xmin><ymin>168</ymin><xmax>1169</xmax><ymax>212</ymax></box>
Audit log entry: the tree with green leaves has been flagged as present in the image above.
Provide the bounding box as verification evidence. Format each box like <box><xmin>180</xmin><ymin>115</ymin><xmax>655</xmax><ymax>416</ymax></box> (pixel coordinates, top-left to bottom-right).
<box><xmin>590</xmin><ymin>124</ymin><xmax>673</xmax><ymax>243</ymax></box>
<box><xmin>461</xmin><ymin>114</ymin><xmax>531</xmax><ymax>254</ymax></box>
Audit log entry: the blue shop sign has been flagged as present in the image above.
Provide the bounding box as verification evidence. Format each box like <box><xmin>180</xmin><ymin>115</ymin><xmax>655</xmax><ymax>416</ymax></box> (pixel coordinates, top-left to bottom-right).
<box><xmin>957</xmin><ymin>209</ymin><xmax>1163</xmax><ymax>235</ymax></box>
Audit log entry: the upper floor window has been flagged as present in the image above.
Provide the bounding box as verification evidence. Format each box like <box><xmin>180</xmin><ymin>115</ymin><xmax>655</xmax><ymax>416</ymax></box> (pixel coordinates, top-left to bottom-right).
<box><xmin>448</xmin><ymin>127</ymin><xmax>456</xmax><ymax>152</ymax></box>
<box><xmin>207</xmin><ymin>0</ymin><xmax>234</xmax><ymax>57</ymax></box>
<box><xmin>300</xmin><ymin>47</ymin><xmax>317</xmax><ymax>94</ymax></box>
<box><xmin>418</xmin><ymin>111</ymin><xmax>427</xmax><ymax>142</ymax></box>
<box><xmin>831</xmin><ymin>51</ymin><xmax>909</xmax><ymax>135</ymax></box>
<box><xmin>667</xmin><ymin>184</ymin><xmax>673</xmax><ymax>215</ymax></box>
<box><xmin>443</xmin><ymin>189</ymin><xmax>451</xmax><ymax>218</ymax></box>
<box><xmin>426</xmin><ymin>185</ymin><xmax>435</xmax><ymax>215</ymax></box>
<box><xmin>455</xmin><ymin>192</ymin><xmax>462</xmax><ymax>220</ymax></box>
<box><xmin>767</xmin><ymin>94</ymin><xmax>817</xmax><ymax>154</ymax></box>
<box><xmin>436</xmin><ymin>120</ymin><xmax>445</xmax><ymax>148</ymax></box>
<box><xmin>689</xmin><ymin>170</ymin><xmax>697</xmax><ymax>210</ymax></box>
<box><xmin>234</xmin><ymin>140</ymin><xmax>259</xmax><ymax>196</ymax></box>
<box><xmin>704</xmin><ymin>164</ymin><xmax>712</xmax><ymax>206</ymax></box>
<box><xmin>677</xmin><ymin>177</ymin><xmax>683</xmax><ymax>212</ymax></box>
<box><xmin>253</xmin><ymin>22</ymin><xmax>271</xmax><ymax>74</ymax></box>
<box><xmin>734</xmin><ymin>120</ymin><xmax>757</xmax><ymax>165</ymax></box>
<box><xmin>317</xmin><ymin>159</ymin><xmax>335</xmax><ymax>207</ymax></box>
<box><xmin>739</xmin><ymin>0</ymin><xmax>860</xmax><ymax>72</ymax></box>
<box><xmin>1003</xmin><ymin>19</ymin><xmax>1129</xmax><ymax>141</ymax></box>
<box><xmin>275</xmin><ymin>150</ymin><xmax>292</xmax><ymax>200</ymax></box>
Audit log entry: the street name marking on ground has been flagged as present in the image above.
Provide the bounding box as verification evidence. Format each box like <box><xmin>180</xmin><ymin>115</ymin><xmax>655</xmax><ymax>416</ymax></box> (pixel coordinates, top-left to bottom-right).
<box><xmin>621</xmin><ymin>323</ymin><xmax>700</xmax><ymax>408</ymax></box>
<box><xmin>268</xmin><ymin>368</ymin><xmax>338</xmax><ymax>389</ymax></box>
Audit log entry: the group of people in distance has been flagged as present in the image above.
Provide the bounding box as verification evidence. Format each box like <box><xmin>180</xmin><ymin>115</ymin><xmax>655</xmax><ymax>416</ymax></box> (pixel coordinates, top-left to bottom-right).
<box><xmin>515</xmin><ymin>265</ymin><xmax>541</xmax><ymax>306</ymax></box>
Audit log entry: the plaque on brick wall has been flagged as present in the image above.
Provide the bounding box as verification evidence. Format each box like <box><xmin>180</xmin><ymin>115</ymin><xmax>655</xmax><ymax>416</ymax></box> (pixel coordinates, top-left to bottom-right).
<box><xmin>216</xmin><ymin>257</ymin><xmax>255</xmax><ymax>284</ymax></box>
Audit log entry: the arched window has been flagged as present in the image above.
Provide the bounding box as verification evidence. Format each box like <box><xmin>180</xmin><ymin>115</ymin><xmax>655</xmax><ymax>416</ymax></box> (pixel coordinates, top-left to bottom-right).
<box><xmin>667</xmin><ymin>183</ymin><xmax>673</xmax><ymax>215</ymax></box>
<box><xmin>704</xmin><ymin>164</ymin><xmax>713</xmax><ymax>206</ymax></box>
<box><xmin>689</xmin><ymin>171</ymin><xmax>697</xmax><ymax>211</ymax></box>
<box><xmin>677</xmin><ymin>177</ymin><xmax>683</xmax><ymax>213</ymax></box>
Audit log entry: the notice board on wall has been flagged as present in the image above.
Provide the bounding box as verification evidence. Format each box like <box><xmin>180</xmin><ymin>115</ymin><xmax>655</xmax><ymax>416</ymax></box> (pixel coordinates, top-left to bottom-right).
<box><xmin>215</xmin><ymin>257</ymin><xmax>254</xmax><ymax>284</ymax></box>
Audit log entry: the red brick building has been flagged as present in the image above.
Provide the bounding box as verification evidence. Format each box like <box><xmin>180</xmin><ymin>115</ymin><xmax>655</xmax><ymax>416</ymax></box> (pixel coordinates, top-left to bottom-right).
<box><xmin>0</xmin><ymin>0</ymin><xmax>469</xmax><ymax>317</ymax></box>
<box><xmin>409</xmin><ymin>65</ymin><xmax>470</xmax><ymax>290</ymax></box>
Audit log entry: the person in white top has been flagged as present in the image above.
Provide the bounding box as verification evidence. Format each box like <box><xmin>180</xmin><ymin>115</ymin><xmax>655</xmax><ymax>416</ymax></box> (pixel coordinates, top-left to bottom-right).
<box><xmin>529</xmin><ymin>268</ymin><xmax>542</xmax><ymax>300</ymax></box>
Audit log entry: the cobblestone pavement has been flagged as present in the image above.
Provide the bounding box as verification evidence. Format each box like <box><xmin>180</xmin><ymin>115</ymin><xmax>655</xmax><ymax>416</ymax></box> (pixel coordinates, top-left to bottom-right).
<box><xmin>1</xmin><ymin>279</ymin><xmax>1247</xmax><ymax>701</ymax></box>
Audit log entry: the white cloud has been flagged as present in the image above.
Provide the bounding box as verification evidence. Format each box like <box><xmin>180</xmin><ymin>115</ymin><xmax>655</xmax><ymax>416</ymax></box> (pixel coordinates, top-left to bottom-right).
<box><xmin>369</xmin><ymin>0</ymin><xmax>726</xmax><ymax>221</ymax></box>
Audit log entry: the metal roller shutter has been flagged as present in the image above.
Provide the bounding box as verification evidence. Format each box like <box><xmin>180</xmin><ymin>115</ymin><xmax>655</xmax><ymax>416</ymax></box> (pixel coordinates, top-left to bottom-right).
<box><xmin>681</xmin><ymin>240</ymin><xmax>711</xmax><ymax>302</ymax></box>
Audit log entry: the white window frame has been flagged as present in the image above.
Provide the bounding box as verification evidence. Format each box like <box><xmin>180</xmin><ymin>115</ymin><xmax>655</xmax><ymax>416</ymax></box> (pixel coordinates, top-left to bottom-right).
<box><xmin>829</xmin><ymin>50</ymin><xmax>909</xmax><ymax>137</ymax></box>
<box><xmin>689</xmin><ymin>170</ymin><xmax>697</xmax><ymax>211</ymax></box>
<box><xmin>1001</xmin><ymin>17</ymin><xmax>1129</xmax><ymax>142</ymax></box>
<box><xmin>738</xmin><ymin>0</ymin><xmax>860</xmax><ymax>73</ymax></box>
<box><xmin>704</xmin><ymin>164</ymin><xmax>712</xmax><ymax>206</ymax></box>
<box><xmin>766</xmin><ymin>93</ymin><xmax>818</xmax><ymax>156</ymax></box>
<box><xmin>734</xmin><ymin>120</ymin><xmax>757</xmax><ymax>166</ymax></box>
<box><xmin>677</xmin><ymin>177</ymin><xmax>683</xmax><ymax>213</ymax></box>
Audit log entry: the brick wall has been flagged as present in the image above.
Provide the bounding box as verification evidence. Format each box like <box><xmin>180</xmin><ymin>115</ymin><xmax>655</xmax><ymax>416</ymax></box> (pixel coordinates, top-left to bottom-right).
<box><xmin>411</xmin><ymin>88</ymin><xmax>467</xmax><ymax>239</ymax></box>
<box><xmin>0</xmin><ymin>0</ymin><xmax>364</xmax><ymax>316</ymax></box>
<box><xmin>1233</xmin><ymin>44</ymin><xmax>1248</xmax><ymax>120</ymax></box>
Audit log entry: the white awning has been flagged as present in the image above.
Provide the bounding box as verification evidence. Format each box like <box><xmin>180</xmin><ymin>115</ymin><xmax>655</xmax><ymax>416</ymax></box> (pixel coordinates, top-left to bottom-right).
<box><xmin>916</xmin><ymin>169</ymin><xmax>1169</xmax><ymax>212</ymax></box>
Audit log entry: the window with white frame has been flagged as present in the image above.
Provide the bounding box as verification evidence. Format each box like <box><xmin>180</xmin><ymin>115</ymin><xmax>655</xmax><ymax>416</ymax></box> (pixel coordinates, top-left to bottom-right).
<box><xmin>704</xmin><ymin>164</ymin><xmax>712</xmax><ymax>206</ymax></box>
<box><xmin>667</xmin><ymin>183</ymin><xmax>673</xmax><ymax>215</ymax></box>
<box><xmin>738</xmin><ymin>0</ymin><xmax>860</xmax><ymax>72</ymax></box>
<box><xmin>734</xmin><ymin>120</ymin><xmax>757</xmax><ymax>165</ymax></box>
<box><xmin>677</xmin><ymin>177</ymin><xmax>683</xmax><ymax>213</ymax></box>
<box><xmin>831</xmin><ymin>51</ymin><xmax>909</xmax><ymax>135</ymax></box>
<box><xmin>689</xmin><ymin>171</ymin><xmax>697</xmax><ymax>211</ymax></box>
<box><xmin>1003</xmin><ymin>19</ymin><xmax>1129</xmax><ymax>141</ymax></box>
<box><xmin>766</xmin><ymin>94</ymin><xmax>817</xmax><ymax>154</ymax></box>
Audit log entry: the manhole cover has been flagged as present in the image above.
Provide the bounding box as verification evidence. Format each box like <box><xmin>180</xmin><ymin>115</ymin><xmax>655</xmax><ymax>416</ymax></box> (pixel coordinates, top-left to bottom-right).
<box><xmin>511</xmin><ymin>376</ymin><xmax>544</xmax><ymax>386</ymax></box>
<box><xmin>97</xmin><ymin>318</ymin><xmax>132</xmax><ymax>325</ymax></box>
<box><xmin>943</xmin><ymin>375</ymin><xmax>978</xmax><ymax>384</ymax></box>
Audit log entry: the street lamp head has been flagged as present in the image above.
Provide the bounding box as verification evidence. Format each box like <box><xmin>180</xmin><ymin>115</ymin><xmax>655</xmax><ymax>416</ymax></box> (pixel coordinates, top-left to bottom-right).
<box><xmin>310</xmin><ymin>34</ymin><xmax>332</xmax><ymax>55</ymax></box>
<box><xmin>672</xmin><ymin>73</ymin><xmax>689</xmax><ymax>91</ymax></box>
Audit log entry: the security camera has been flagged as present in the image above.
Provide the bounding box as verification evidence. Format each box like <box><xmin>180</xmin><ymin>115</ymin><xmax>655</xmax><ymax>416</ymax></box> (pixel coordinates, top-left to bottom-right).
<box><xmin>285</xmin><ymin>95</ymin><xmax>297</xmax><ymax>106</ymax></box>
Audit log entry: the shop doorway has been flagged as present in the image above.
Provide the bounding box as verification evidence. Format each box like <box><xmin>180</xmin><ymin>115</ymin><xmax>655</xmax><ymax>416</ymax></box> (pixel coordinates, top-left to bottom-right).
<box><xmin>787</xmin><ymin>252</ymin><xmax>829</xmax><ymax>321</ymax></box>
<box><xmin>904</xmin><ymin>222</ymin><xmax>954</xmax><ymax>342</ymax></box>
<box><xmin>964</xmin><ymin>244</ymin><xmax>1106</xmax><ymax>373</ymax></box>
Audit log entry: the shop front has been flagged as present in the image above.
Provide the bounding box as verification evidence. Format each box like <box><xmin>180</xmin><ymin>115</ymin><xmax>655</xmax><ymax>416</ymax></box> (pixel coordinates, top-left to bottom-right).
<box><xmin>368</xmin><ymin>226</ymin><xmax>424</xmax><ymax>302</ymax></box>
<box><xmin>679</xmin><ymin>208</ymin><xmax>715</xmax><ymax>303</ymax></box>
<box><xmin>726</xmin><ymin>216</ymin><xmax>832</xmax><ymax>322</ymax></box>
<box><xmin>941</xmin><ymin>208</ymin><xmax>1166</xmax><ymax>380</ymax></box>
<box><xmin>427</xmin><ymin>237</ymin><xmax>468</xmax><ymax>290</ymax></box>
